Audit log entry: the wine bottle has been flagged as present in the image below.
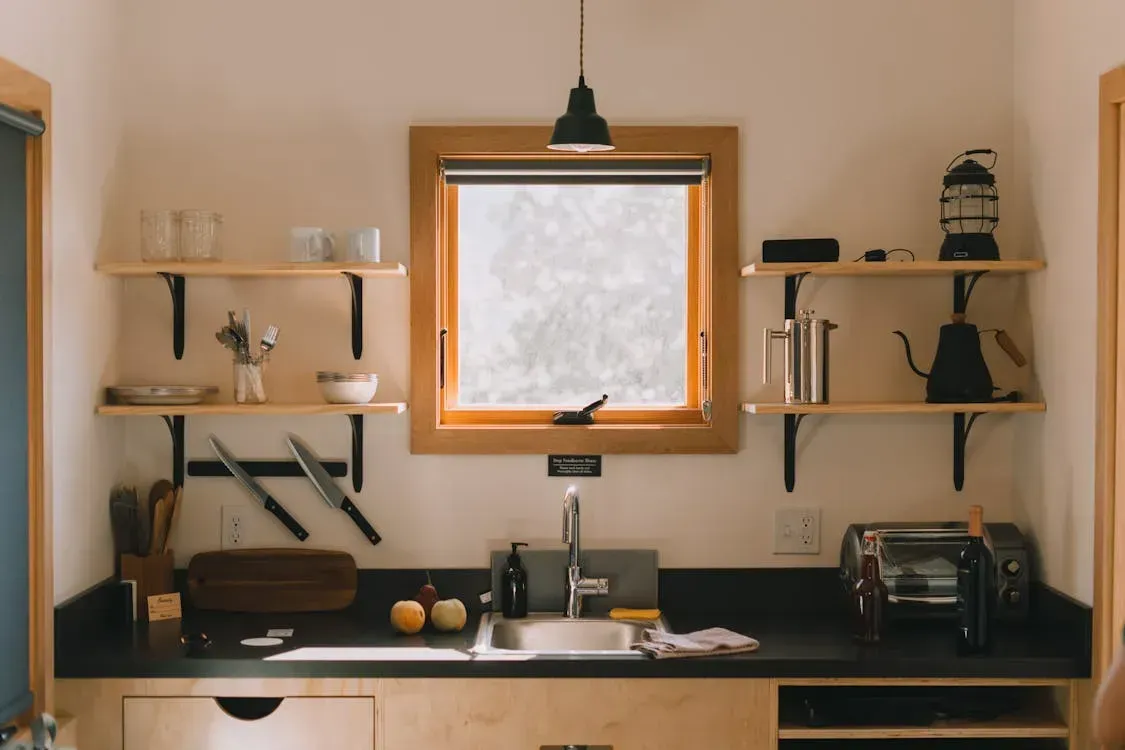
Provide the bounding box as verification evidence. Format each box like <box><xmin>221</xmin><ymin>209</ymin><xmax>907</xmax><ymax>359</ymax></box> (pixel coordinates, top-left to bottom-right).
<box><xmin>957</xmin><ymin>505</ymin><xmax>995</xmax><ymax>653</ymax></box>
<box><xmin>851</xmin><ymin>531</ymin><xmax>888</xmax><ymax>643</ymax></box>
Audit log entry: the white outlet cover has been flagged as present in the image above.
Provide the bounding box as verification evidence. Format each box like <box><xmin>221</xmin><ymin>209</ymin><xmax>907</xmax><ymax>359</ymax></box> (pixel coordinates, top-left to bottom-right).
<box><xmin>222</xmin><ymin>505</ymin><xmax>247</xmax><ymax>549</ymax></box>
<box><xmin>774</xmin><ymin>507</ymin><xmax>821</xmax><ymax>555</ymax></box>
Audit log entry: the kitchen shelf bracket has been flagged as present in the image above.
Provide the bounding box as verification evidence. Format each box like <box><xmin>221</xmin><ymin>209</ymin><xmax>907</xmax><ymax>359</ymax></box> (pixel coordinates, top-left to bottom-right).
<box><xmin>783</xmin><ymin>272</ymin><xmax>809</xmax><ymax>319</ymax></box>
<box><xmin>345</xmin><ymin>272</ymin><xmax>363</xmax><ymax>360</ymax></box>
<box><xmin>953</xmin><ymin>271</ymin><xmax>988</xmax><ymax>315</ymax></box>
<box><xmin>158</xmin><ymin>272</ymin><xmax>186</xmax><ymax>359</ymax></box>
<box><xmin>160</xmin><ymin>414</ymin><xmax>186</xmax><ymax>488</ymax></box>
<box><xmin>783</xmin><ymin>413</ymin><xmax>807</xmax><ymax>492</ymax></box>
<box><xmin>348</xmin><ymin>413</ymin><xmax>364</xmax><ymax>493</ymax></box>
<box><xmin>952</xmin><ymin>411</ymin><xmax>984</xmax><ymax>491</ymax></box>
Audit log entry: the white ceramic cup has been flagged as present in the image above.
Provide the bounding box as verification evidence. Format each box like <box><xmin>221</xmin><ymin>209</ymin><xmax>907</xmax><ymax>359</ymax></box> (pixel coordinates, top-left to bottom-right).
<box><xmin>290</xmin><ymin>227</ymin><xmax>335</xmax><ymax>262</ymax></box>
<box><xmin>343</xmin><ymin>227</ymin><xmax>381</xmax><ymax>263</ymax></box>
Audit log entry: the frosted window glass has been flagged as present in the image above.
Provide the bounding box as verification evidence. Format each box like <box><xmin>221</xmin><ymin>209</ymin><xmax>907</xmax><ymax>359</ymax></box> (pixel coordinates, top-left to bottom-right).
<box><xmin>456</xmin><ymin>184</ymin><xmax>688</xmax><ymax>406</ymax></box>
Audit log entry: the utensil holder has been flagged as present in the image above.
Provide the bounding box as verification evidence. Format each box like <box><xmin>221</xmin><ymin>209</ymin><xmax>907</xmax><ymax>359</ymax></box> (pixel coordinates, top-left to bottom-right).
<box><xmin>233</xmin><ymin>361</ymin><xmax>268</xmax><ymax>404</ymax></box>
<box><xmin>120</xmin><ymin>552</ymin><xmax>175</xmax><ymax>620</ymax></box>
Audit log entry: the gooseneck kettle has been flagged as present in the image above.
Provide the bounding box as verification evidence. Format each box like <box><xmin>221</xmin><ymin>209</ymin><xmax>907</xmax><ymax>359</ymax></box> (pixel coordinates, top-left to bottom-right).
<box><xmin>893</xmin><ymin>314</ymin><xmax>1025</xmax><ymax>403</ymax></box>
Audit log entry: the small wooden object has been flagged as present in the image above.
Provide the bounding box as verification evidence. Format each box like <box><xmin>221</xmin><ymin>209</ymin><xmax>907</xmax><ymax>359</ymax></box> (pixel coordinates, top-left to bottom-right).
<box><xmin>120</xmin><ymin>551</ymin><xmax>174</xmax><ymax>621</ymax></box>
<box><xmin>187</xmin><ymin>548</ymin><xmax>357</xmax><ymax>613</ymax></box>
<box><xmin>147</xmin><ymin>592</ymin><xmax>182</xmax><ymax>622</ymax></box>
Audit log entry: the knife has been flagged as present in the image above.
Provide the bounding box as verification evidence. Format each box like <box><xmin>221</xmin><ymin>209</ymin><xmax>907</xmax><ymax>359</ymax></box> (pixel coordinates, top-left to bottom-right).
<box><xmin>207</xmin><ymin>435</ymin><xmax>309</xmax><ymax>542</ymax></box>
<box><xmin>286</xmin><ymin>434</ymin><xmax>382</xmax><ymax>545</ymax></box>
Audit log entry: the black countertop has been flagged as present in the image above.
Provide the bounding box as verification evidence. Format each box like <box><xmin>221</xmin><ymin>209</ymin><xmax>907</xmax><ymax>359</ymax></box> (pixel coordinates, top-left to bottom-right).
<box><xmin>55</xmin><ymin>569</ymin><xmax>1091</xmax><ymax>680</ymax></box>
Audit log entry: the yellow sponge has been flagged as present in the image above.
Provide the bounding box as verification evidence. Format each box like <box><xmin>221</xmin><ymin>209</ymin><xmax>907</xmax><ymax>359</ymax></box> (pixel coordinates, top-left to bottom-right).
<box><xmin>609</xmin><ymin>608</ymin><xmax>662</xmax><ymax>621</ymax></box>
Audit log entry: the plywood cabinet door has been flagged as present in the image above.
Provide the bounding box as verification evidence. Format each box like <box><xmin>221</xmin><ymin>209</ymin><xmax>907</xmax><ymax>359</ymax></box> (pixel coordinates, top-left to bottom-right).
<box><xmin>381</xmin><ymin>678</ymin><xmax>773</xmax><ymax>750</ymax></box>
<box><xmin>123</xmin><ymin>696</ymin><xmax>374</xmax><ymax>750</ymax></box>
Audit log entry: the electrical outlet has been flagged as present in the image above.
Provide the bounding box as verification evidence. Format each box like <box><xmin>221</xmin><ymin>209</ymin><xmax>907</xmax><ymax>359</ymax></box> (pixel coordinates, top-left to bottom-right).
<box><xmin>222</xmin><ymin>505</ymin><xmax>246</xmax><ymax>549</ymax></box>
<box><xmin>774</xmin><ymin>507</ymin><xmax>821</xmax><ymax>554</ymax></box>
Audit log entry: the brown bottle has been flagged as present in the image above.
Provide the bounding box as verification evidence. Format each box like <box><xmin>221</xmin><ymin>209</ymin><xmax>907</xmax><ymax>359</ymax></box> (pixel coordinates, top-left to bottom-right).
<box><xmin>852</xmin><ymin>531</ymin><xmax>889</xmax><ymax>643</ymax></box>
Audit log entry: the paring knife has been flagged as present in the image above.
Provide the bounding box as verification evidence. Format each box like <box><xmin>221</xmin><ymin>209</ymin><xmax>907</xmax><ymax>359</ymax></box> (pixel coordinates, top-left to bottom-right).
<box><xmin>207</xmin><ymin>435</ymin><xmax>309</xmax><ymax>542</ymax></box>
<box><xmin>286</xmin><ymin>434</ymin><xmax>382</xmax><ymax>545</ymax></box>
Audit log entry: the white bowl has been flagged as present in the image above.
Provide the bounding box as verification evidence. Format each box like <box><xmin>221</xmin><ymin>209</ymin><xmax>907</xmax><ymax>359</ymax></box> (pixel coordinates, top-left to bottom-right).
<box><xmin>318</xmin><ymin>378</ymin><xmax>379</xmax><ymax>404</ymax></box>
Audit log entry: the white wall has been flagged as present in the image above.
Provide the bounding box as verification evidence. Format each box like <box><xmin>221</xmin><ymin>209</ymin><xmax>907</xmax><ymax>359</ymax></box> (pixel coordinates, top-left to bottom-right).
<box><xmin>1013</xmin><ymin>2</ymin><xmax>1125</xmax><ymax>605</ymax></box>
<box><xmin>0</xmin><ymin>1</ymin><xmax>126</xmax><ymax>602</ymax></box>
<box><xmin>107</xmin><ymin>0</ymin><xmax>1032</xmax><ymax>571</ymax></box>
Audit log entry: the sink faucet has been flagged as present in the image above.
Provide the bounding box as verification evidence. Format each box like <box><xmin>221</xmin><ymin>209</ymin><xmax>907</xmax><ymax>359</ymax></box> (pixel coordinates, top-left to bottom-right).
<box><xmin>562</xmin><ymin>485</ymin><xmax>609</xmax><ymax>618</ymax></box>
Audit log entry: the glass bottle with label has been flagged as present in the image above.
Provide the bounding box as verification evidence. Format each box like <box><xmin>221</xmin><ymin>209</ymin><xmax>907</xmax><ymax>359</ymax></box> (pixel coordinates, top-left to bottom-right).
<box><xmin>851</xmin><ymin>531</ymin><xmax>888</xmax><ymax>643</ymax></box>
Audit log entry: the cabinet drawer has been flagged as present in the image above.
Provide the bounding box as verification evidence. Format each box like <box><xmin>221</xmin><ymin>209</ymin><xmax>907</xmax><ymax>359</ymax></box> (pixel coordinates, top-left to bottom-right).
<box><xmin>382</xmin><ymin>678</ymin><xmax>771</xmax><ymax>750</ymax></box>
<box><xmin>123</xmin><ymin>696</ymin><xmax>374</xmax><ymax>750</ymax></box>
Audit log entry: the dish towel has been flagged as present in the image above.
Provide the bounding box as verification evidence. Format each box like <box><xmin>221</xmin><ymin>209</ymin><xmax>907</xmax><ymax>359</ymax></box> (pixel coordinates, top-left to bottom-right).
<box><xmin>631</xmin><ymin>627</ymin><xmax>760</xmax><ymax>659</ymax></box>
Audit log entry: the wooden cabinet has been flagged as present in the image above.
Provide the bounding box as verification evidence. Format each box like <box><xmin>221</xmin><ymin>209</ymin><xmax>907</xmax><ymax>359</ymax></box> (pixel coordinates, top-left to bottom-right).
<box><xmin>123</xmin><ymin>696</ymin><xmax>374</xmax><ymax>750</ymax></box>
<box><xmin>380</xmin><ymin>678</ymin><xmax>773</xmax><ymax>750</ymax></box>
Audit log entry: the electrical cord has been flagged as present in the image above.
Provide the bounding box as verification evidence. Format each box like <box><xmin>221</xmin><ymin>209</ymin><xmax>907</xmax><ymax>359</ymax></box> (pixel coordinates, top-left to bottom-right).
<box><xmin>853</xmin><ymin>248</ymin><xmax>916</xmax><ymax>262</ymax></box>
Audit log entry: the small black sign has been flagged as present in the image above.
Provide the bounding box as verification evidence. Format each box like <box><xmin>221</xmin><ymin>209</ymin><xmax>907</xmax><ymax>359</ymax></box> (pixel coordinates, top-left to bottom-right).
<box><xmin>548</xmin><ymin>455</ymin><xmax>603</xmax><ymax>477</ymax></box>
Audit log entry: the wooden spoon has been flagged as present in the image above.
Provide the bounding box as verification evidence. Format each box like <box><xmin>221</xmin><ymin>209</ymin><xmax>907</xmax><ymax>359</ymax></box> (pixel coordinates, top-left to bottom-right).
<box><xmin>149</xmin><ymin>496</ymin><xmax>168</xmax><ymax>556</ymax></box>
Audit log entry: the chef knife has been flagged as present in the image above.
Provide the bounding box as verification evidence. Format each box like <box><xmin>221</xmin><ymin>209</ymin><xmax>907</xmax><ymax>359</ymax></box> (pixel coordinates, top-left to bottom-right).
<box><xmin>286</xmin><ymin>434</ymin><xmax>382</xmax><ymax>545</ymax></box>
<box><xmin>207</xmin><ymin>435</ymin><xmax>309</xmax><ymax>541</ymax></box>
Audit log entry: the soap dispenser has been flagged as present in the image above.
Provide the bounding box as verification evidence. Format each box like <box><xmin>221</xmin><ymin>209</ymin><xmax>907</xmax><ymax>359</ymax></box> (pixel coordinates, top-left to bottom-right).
<box><xmin>502</xmin><ymin>542</ymin><xmax>529</xmax><ymax>618</ymax></box>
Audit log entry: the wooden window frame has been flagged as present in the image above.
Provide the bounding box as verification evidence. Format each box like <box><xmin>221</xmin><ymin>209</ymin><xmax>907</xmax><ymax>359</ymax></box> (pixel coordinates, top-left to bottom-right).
<box><xmin>410</xmin><ymin>125</ymin><xmax>739</xmax><ymax>454</ymax></box>
<box><xmin>0</xmin><ymin>56</ymin><xmax>52</xmax><ymax>721</ymax></box>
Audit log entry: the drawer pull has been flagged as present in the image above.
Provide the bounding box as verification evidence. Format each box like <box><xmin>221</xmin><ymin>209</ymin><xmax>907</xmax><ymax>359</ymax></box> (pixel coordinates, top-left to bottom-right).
<box><xmin>541</xmin><ymin>746</ymin><xmax>613</xmax><ymax>749</ymax></box>
<box><xmin>213</xmin><ymin>697</ymin><xmax>284</xmax><ymax>721</ymax></box>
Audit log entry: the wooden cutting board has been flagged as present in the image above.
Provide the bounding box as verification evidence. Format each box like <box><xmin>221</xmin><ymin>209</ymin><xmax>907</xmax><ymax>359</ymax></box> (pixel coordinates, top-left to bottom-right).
<box><xmin>187</xmin><ymin>549</ymin><xmax>357</xmax><ymax>613</ymax></box>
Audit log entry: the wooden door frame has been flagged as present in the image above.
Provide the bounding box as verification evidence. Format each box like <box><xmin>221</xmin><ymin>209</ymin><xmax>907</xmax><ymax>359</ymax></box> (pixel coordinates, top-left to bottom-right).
<box><xmin>1095</xmin><ymin>64</ymin><xmax>1125</xmax><ymax>685</ymax></box>
<box><xmin>0</xmin><ymin>56</ymin><xmax>52</xmax><ymax>719</ymax></box>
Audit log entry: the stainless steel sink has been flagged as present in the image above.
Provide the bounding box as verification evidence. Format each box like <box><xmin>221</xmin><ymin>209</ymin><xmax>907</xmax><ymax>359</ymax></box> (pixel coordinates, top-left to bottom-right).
<box><xmin>472</xmin><ymin>612</ymin><xmax>668</xmax><ymax>657</ymax></box>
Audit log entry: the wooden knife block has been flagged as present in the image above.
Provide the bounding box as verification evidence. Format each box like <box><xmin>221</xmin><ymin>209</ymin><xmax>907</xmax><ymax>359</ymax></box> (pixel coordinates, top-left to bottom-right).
<box><xmin>120</xmin><ymin>552</ymin><xmax>174</xmax><ymax>620</ymax></box>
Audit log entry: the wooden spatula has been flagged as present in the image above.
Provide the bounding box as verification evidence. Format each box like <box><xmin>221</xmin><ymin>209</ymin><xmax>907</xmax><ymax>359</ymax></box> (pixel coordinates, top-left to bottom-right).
<box><xmin>149</xmin><ymin>495</ymin><xmax>169</xmax><ymax>556</ymax></box>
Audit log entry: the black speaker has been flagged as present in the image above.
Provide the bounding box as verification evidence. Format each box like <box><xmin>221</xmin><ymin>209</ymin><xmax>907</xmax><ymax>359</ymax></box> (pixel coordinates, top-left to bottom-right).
<box><xmin>762</xmin><ymin>238</ymin><xmax>840</xmax><ymax>263</ymax></box>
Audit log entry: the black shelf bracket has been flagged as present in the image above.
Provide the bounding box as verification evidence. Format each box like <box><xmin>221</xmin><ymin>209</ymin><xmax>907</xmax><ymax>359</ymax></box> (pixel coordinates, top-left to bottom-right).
<box><xmin>161</xmin><ymin>414</ymin><xmax>186</xmax><ymax>488</ymax></box>
<box><xmin>345</xmin><ymin>272</ymin><xmax>363</xmax><ymax>360</ymax></box>
<box><xmin>783</xmin><ymin>272</ymin><xmax>809</xmax><ymax>319</ymax></box>
<box><xmin>952</xmin><ymin>411</ymin><xmax>984</xmax><ymax>491</ymax></box>
<box><xmin>953</xmin><ymin>271</ymin><xmax>988</xmax><ymax>315</ymax></box>
<box><xmin>159</xmin><ymin>272</ymin><xmax>186</xmax><ymax>360</ymax></box>
<box><xmin>349</xmin><ymin>414</ymin><xmax>364</xmax><ymax>493</ymax></box>
<box><xmin>778</xmin><ymin>273</ymin><xmax>812</xmax><ymax>492</ymax></box>
<box><xmin>783</xmin><ymin>413</ymin><xmax>806</xmax><ymax>492</ymax></box>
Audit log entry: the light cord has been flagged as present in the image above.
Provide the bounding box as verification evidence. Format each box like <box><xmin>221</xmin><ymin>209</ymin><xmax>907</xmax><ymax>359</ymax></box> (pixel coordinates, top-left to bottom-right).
<box><xmin>579</xmin><ymin>0</ymin><xmax>585</xmax><ymax>81</ymax></box>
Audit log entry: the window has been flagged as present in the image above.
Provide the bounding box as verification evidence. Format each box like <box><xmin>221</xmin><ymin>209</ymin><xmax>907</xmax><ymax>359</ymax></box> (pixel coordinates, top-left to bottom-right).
<box><xmin>411</xmin><ymin>126</ymin><xmax>739</xmax><ymax>454</ymax></box>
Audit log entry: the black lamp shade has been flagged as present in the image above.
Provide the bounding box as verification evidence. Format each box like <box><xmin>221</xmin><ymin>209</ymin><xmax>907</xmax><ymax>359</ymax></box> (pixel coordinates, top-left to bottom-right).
<box><xmin>548</xmin><ymin>78</ymin><xmax>614</xmax><ymax>152</ymax></box>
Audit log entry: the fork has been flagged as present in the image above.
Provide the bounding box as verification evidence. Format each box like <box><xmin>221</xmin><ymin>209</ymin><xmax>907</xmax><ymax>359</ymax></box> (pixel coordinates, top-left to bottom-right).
<box><xmin>259</xmin><ymin>325</ymin><xmax>280</xmax><ymax>356</ymax></box>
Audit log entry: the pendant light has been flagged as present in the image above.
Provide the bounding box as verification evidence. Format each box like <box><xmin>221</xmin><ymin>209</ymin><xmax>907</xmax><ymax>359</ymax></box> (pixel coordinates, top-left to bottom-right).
<box><xmin>548</xmin><ymin>0</ymin><xmax>614</xmax><ymax>152</ymax></box>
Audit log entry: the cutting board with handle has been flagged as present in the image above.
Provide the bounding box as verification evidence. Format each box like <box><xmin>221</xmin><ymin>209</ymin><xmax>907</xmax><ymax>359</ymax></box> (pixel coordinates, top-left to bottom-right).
<box><xmin>187</xmin><ymin>549</ymin><xmax>357</xmax><ymax>612</ymax></box>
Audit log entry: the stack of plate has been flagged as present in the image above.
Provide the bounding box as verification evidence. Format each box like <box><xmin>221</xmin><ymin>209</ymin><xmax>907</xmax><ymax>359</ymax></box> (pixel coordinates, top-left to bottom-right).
<box><xmin>108</xmin><ymin>385</ymin><xmax>218</xmax><ymax>406</ymax></box>
<box><xmin>316</xmin><ymin>372</ymin><xmax>379</xmax><ymax>405</ymax></box>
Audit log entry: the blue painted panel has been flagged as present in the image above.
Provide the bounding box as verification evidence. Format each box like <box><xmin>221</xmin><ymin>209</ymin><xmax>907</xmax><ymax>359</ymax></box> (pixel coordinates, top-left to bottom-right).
<box><xmin>0</xmin><ymin>122</ymin><xmax>31</xmax><ymax>726</ymax></box>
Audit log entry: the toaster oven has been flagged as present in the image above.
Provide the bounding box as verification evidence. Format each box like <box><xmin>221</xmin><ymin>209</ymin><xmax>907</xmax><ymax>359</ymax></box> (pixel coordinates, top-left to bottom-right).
<box><xmin>840</xmin><ymin>522</ymin><xmax>1030</xmax><ymax>622</ymax></box>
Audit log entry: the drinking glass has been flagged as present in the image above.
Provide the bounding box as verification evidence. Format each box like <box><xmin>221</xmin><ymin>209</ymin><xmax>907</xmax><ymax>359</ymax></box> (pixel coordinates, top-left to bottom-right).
<box><xmin>140</xmin><ymin>210</ymin><xmax>180</xmax><ymax>261</ymax></box>
<box><xmin>180</xmin><ymin>210</ymin><xmax>223</xmax><ymax>261</ymax></box>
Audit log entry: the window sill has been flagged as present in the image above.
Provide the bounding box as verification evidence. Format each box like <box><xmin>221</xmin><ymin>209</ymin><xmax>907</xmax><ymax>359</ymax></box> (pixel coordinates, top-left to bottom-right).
<box><xmin>411</xmin><ymin>421</ymin><xmax>738</xmax><ymax>454</ymax></box>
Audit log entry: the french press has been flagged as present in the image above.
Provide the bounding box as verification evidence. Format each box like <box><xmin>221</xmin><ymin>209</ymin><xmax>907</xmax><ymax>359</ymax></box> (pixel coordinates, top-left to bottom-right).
<box><xmin>763</xmin><ymin>309</ymin><xmax>839</xmax><ymax>404</ymax></box>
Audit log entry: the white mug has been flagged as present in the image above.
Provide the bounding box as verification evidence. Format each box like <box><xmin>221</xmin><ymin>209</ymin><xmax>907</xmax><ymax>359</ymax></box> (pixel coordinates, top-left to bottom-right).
<box><xmin>344</xmin><ymin>227</ymin><xmax>380</xmax><ymax>263</ymax></box>
<box><xmin>290</xmin><ymin>227</ymin><xmax>335</xmax><ymax>262</ymax></box>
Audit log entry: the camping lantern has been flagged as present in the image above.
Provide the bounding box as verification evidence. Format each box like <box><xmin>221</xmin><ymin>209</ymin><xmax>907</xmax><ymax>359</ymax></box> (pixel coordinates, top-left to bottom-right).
<box><xmin>939</xmin><ymin>149</ymin><xmax>999</xmax><ymax>261</ymax></box>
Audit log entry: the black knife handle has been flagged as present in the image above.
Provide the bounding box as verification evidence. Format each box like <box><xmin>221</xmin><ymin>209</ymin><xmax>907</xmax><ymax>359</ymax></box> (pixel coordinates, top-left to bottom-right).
<box><xmin>341</xmin><ymin>497</ymin><xmax>381</xmax><ymax>545</ymax></box>
<box><xmin>264</xmin><ymin>496</ymin><xmax>309</xmax><ymax>541</ymax></box>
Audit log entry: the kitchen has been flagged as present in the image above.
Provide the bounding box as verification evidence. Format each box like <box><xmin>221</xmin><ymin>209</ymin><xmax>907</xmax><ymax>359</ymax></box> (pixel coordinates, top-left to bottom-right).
<box><xmin>0</xmin><ymin>1</ymin><xmax>1121</xmax><ymax>749</ymax></box>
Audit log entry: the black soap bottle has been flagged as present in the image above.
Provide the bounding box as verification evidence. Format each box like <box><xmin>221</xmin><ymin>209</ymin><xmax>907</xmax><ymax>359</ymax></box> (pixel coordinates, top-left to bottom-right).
<box><xmin>501</xmin><ymin>542</ymin><xmax>529</xmax><ymax>618</ymax></box>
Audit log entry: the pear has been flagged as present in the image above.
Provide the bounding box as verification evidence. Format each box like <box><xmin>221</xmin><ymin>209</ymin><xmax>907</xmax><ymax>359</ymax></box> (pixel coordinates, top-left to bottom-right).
<box><xmin>414</xmin><ymin>571</ymin><xmax>439</xmax><ymax>620</ymax></box>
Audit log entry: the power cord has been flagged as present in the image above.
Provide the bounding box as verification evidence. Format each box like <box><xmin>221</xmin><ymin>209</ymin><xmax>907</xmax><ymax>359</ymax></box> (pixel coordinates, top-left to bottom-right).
<box><xmin>853</xmin><ymin>248</ymin><xmax>916</xmax><ymax>262</ymax></box>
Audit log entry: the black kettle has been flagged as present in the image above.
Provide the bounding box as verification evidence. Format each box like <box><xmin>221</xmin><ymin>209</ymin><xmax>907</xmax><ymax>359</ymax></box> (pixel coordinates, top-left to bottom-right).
<box><xmin>893</xmin><ymin>315</ymin><xmax>1025</xmax><ymax>404</ymax></box>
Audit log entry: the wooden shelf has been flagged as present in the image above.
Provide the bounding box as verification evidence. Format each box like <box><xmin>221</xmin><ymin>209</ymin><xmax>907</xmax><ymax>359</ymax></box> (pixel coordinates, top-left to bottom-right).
<box><xmin>97</xmin><ymin>402</ymin><xmax>407</xmax><ymax>416</ymax></box>
<box><xmin>777</xmin><ymin>714</ymin><xmax>1068</xmax><ymax>740</ymax></box>
<box><xmin>742</xmin><ymin>401</ymin><xmax>1046</xmax><ymax>415</ymax></box>
<box><xmin>740</xmin><ymin>259</ymin><xmax>1044</xmax><ymax>277</ymax></box>
<box><xmin>96</xmin><ymin>261</ymin><xmax>408</xmax><ymax>278</ymax></box>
